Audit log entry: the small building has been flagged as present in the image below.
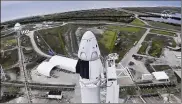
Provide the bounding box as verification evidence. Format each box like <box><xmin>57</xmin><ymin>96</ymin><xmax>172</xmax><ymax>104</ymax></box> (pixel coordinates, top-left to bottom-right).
<box><xmin>47</xmin><ymin>91</ymin><xmax>63</xmax><ymax>99</ymax></box>
<box><xmin>152</xmin><ymin>71</ymin><xmax>169</xmax><ymax>82</ymax></box>
<box><xmin>141</xmin><ymin>74</ymin><xmax>153</xmax><ymax>81</ymax></box>
<box><xmin>37</xmin><ymin>55</ymin><xmax>77</xmax><ymax>77</ymax></box>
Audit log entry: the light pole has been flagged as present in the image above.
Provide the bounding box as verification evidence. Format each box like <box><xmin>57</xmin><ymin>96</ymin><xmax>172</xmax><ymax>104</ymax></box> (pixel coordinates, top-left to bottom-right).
<box><xmin>0</xmin><ymin>65</ymin><xmax>6</xmax><ymax>81</ymax></box>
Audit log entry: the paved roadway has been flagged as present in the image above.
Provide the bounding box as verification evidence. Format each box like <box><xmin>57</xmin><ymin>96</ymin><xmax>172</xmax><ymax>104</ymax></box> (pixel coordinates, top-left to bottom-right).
<box><xmin>134</xmin><ymin>54</ymin><xmax>160</xmax><ymax>59</ymax></box>
<box><xmin>2</xmin><ymin>46</ymin><xmax>18</xmax><ymax>52</ymax></box>
<box><xmin>1</xmin><ymin>29</ymin><xmax>15</xmax><ymax>37</ymax></box>
<box><xmin>25</xmin><ymin>22</ymin><xmax>69</xmax><ymax>58</ymax></box>
<box><xmin>1</xmin><ymin>81</ymin><xmax>75</xmax><ymax>91</ymax></box>
<box><xmin>26</xmin><ymin>31</ymin><xmax>52</xmax><ymax>58</ymax></box>
<box><xmin>121</xmin><ymin>28</ymin><xmax>150</xmax><ymax>67</ymax></box>
<box><xmin>135</xmin><ymin>14</ymin><xmax>151</xmax><ymax>26</ymax></box>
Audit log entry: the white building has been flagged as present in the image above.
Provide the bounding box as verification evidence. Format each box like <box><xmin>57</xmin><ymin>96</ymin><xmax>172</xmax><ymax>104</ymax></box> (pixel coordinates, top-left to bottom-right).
<box><xmin>152</xmin><ymin>71</ymin><xmax>169</xmax><ymax>81</ymax></box>
<box><xmin>37</xmin><ymin>55</ymin><xmax>77</xmax><ymax>76</ymax></box>
<box><xmin>141</xmin><ymin>74</ymin><xmax>153</xmax><ymax>81</ymax></box>
<box><xmin>14</xmin><ymin>23</ymin><xmax>21</xmax><ymax>31</ymax></box>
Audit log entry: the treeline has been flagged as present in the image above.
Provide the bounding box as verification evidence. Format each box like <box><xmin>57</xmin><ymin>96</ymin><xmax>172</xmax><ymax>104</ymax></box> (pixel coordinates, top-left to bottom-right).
<box><xmin>1</xmin><ymin>8</ymin><xmax>134</xmax><ymax>28</ymax></box>
<box><xmin>46</xmin><ymin>8</ymin><xmax>133</xmax><ymax>17</ymax></box>
<box><xmin>2</xmin><ymin>16</ymin><xmax>135</xmax><ymax>28</ymax></box>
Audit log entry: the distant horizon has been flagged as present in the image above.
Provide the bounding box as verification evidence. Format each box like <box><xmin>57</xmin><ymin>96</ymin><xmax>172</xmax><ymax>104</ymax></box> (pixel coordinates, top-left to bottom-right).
<box><xmin>2</xmin><ymin>6</ymin><xmax>181</xmax><ymax>23</ymax></box>
<box><xmin>1</xmin><ymin>1</ymin><xmax>181</xmax><ymax>22</ymax></box>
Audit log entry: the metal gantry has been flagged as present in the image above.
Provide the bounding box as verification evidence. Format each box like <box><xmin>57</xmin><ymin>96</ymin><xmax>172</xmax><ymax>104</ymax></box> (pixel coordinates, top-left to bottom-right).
<box><xmin>17</xmin><ymin>30</ymin><xmax>32</xmax><ymax>103</ymax></box>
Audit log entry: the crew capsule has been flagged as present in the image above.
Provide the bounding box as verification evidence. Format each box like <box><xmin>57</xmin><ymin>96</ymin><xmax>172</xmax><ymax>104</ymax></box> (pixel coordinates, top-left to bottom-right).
<box><xmin>78</xmin><ymin>31</ymin><xmax>101</xmax><ymax>61</ymax></box>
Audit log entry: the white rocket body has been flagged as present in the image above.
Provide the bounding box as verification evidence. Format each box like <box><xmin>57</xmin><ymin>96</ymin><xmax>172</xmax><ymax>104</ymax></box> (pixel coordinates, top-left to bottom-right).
<box><xmin>76</xmin><ymin>31</ymin><xmax>103</xmax><ymax>103</ymax></box>
<box><xmin>56</xmin><ymin>31</ymin><xmax>103</xmax><ymax>103</ymax></box>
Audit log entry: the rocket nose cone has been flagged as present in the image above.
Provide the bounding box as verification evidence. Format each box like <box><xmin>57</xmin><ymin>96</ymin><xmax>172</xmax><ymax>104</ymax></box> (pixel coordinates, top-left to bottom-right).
<box><xmin>82</xmin><ymin>31</ymin><xmax>95</xmax><ymax>40</ymax></box>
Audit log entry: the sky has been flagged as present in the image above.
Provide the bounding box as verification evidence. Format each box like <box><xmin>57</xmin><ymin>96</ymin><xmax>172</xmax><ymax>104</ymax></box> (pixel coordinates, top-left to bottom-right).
<box><xmin>1</xmin><ymin>1</ymin><xmax>181</xmax><ymax>22</ymax></box>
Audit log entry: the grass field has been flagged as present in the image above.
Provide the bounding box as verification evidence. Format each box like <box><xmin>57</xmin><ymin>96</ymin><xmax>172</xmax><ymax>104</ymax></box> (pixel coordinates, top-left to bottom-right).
<box><xmin>1</xmin><ymin>36</ymin><xmax>17</xmax><ymax>50</ymax></box>
<box><xmin>115</xmin><ymin>26</ymin><xmax>146</xmax><ymax>60</ymax></box>
<box><xmin>148</xmin><ymin>40</ymin><xmax>163</xmax><ymax>57</ymax></box>
<box><xmin>58</xmin><ymin>33</ymin><xmax>67</xmax><ymax>55</ymax></box>
<box><xmin>150</xmin><ymin>29</ymin><xmax>176</xmax><ymax>37</ymax></box>
<box><xmin>108</xmin><ymin>25</ymin><xmax>144</xmax><ymax>32</ymax></box>
<box><xmin>37</xmin><ymin>25</ymin><xmax>69</xmax><ymax>55</ymax></box>
<box><xmin>20</xmin><ymin>35</ymin><xmax>32</xmax><ymax>47</ymax></box>
<box><xmin>140</xmin><ymin>88</ymin><xmax>157</xmax><ymax>95</ymax></box>
<box><xmin>137</xmin><ymin>42</ymin><xmax>148</xmax><ymax>55</ymax></box>
<box><xmin>6</xmin><ymin>86</ymin><xmax>20</xmax><ymax>95</ymax></box>
<box><xmin>147</xmin><ymin>20</ymin><xmax>181</xmax><ymax>31</ymax></box>
<box><xmin>138</xmin><ymin>33</ymin><xmax>177</xmax><ymax>57</ymax></box>
<box><xmin>119</xmin><ymin>86</ymin><xmax>137</xmax><ymax>98</ymax></box>
<box><xmin>152</xmin><ymin>65</ymin><xmax>171</xmax><ymax>71</ymax></box>
<box><xmin>130</xmin><ymin>18</ymin><xmax>146</xmax><ymax>26</ymax></box>
<box><xmin>0</xmin><ymin>49</ymin><xmax>18</xmax><ymax>69</ymax></box>
<box><xmin>100</xmin><ymin>25</ymin><xmax>146</xmax><ymax>60</ymax></box>
<box><xmin>99</xmin><ymin>30</ymin><xmax>116</xmax><ymax>53</ymax></box>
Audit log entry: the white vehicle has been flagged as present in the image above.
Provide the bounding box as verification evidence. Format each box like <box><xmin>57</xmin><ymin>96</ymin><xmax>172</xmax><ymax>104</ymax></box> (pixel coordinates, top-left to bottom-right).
<box><xmin>47</xmin><ymin>91</ymin><xmax>63</xmax><ymax>100</ymax></box>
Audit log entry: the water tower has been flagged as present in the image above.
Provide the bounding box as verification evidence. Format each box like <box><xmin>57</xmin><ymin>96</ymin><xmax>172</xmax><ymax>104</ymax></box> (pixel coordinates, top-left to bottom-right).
<box><xmin>14</xmin><ymin>23</ymin><xmax>22</xmax><ymax>31</ymax></box>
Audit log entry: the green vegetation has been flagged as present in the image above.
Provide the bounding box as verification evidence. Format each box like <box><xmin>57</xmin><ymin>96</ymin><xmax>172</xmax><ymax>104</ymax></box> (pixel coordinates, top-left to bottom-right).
<box><xmin>0</xmin><ymin>49</ymin><xmax>18</xmax><ymax>69</ymax></box>
<box><xmin>104</xmin><ymin>26</ymin><xmax>146</xmax><ymax>60</ymax></box>
<box><xmin>139</xmin><ymin>33</ymin><xmax>177</xmax><ymax>57</ymax></box>
<box><xmin>98</xmin><ymin>25</ymin><xmax>146</xmax><ymax>60</ymax></box>
<box><xmin>99</xmin><ymin>30</ymin><xmax>116</xmax><ymax>53</ymax></box>
<box><xmin>37</xmin><ymin>25</ymin><xmax>69</xmax><ymax>55</ymax></box>
<box><xmin>6</xmin><ymin>86</ymin><xmax>20</xmax><ymax>95</ymax></box>
<box><xmin>153</xmin><ymin>65</ymin><xmax>171</xmax><ymax>71</ymax></box>
<box><xmin>140</xmin><ymin>88</ymin><xmax>157</xmax><ymax>95</ymax></box>
<box><xmin>34</xmin><ymin>32</ymin><xmax>50</xmax><ymax>54</ymax></box>
<box><xmin>119</xmin><ymin>86</ymin><xmax>137</xmax><ymax>98</ymax></box>
<box><xmin>1</xmin><ymin>36</ymin><xmax>17</xmax><ymax>50</ymax></box>
<box><xmin>130</xmin><ymin>18</ymin><xmax>146</xmax><ymax>26</ymax></box>
<box><xmin>170</xmin><ymin>38</ymin><xmax>177</xmax><ymax>48</ymax></box>
<box><xmin>58</xmin><ymin>33</ymin><xmax>67</xmax><ymax>55</ymax></box>
<box><xmin>148</xmin><ymin>40</ymin><xmax>163</xmax><ymax>57</ymax></box>
<box><xmin>22</xmin><ymin>47</ymin><xmax>45</xmax><ymax>67</ymax></box>
<box><xmin>2</xmin><ymin>8</ymin><xmax>134</xmax><ymax>28</ymax></box>
<box><xmin>150</xmin><ymin>29</ymin><xmax>176</xmax><ymax>37</ymax></box>
<box><xmin>20</xmin><ymin>35</ymin><xmax>32</xmax><ymax>47</ymax></box>
<box><xmin>137</xmin><ymin>42</ymin><xmax>148</xmax><ymax>55</ymax></box>
<box><xmin>108</xmin><ymin>25</ymin><xmax>144</xmax><ymax>32</ymax></box>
